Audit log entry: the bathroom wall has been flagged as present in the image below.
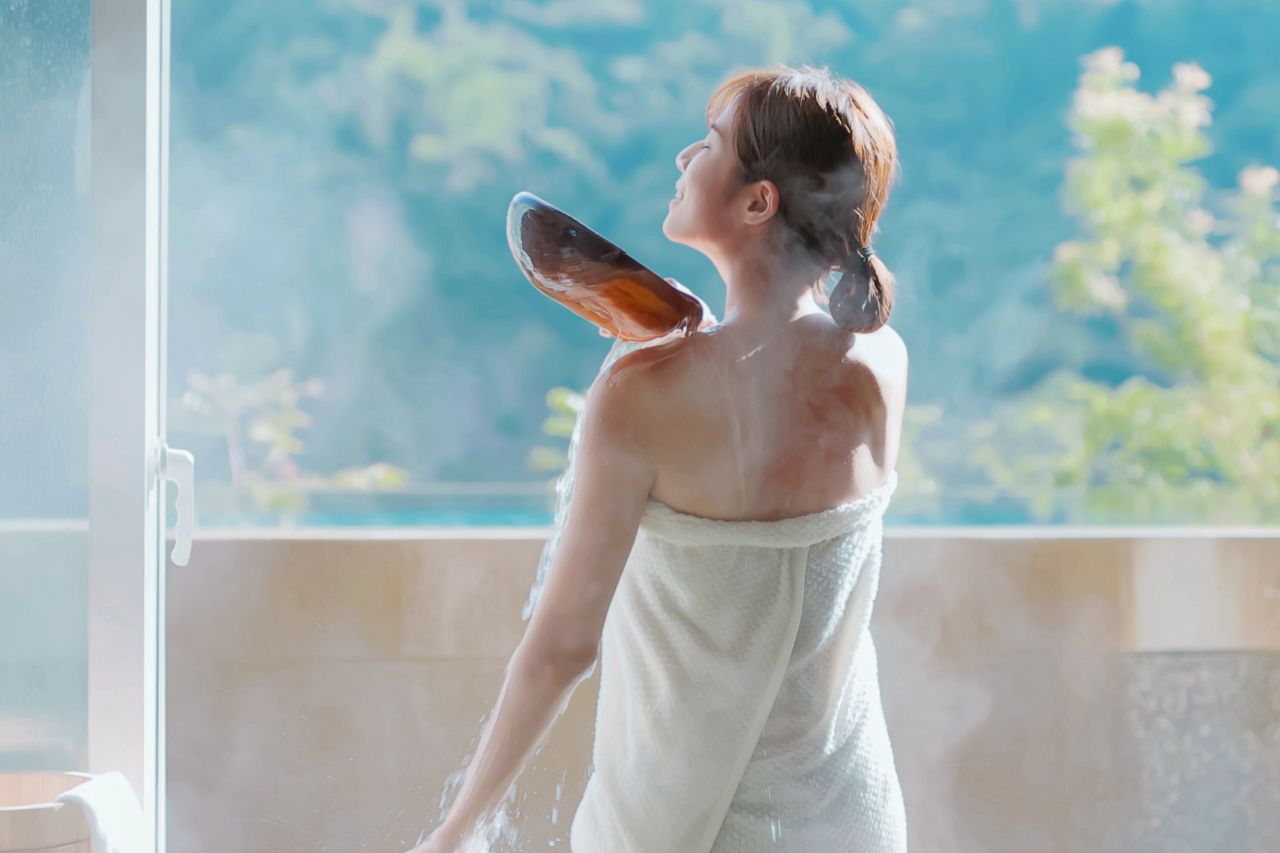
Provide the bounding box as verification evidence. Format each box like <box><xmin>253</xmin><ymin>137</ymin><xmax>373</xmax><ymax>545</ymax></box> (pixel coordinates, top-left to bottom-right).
<box><xmin>155</xmin><ymin>529</ymin><xmax>1280</xmax><ymax>852</ymax></box>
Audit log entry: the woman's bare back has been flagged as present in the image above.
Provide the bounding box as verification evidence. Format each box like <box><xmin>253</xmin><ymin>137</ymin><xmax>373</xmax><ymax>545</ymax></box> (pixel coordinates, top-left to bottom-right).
<box><xmin>643</xmin><ymin>313</ymin><xmax>907</xmax><ymax>522</ymax></box>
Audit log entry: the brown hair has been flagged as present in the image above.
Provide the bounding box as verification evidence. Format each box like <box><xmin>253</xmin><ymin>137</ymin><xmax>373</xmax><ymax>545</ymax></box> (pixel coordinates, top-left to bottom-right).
<box><xmin>706</xmin><ymin>64</ymin><xmax>899</xmax><ymax>333</ymax></box>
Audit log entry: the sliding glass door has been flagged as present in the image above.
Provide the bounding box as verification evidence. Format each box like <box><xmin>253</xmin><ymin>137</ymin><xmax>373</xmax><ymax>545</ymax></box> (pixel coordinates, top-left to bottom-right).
<box><xmin>2</xmin><ymin>1</ymin><xmax>184</xmax><ymax>850</ymax></box>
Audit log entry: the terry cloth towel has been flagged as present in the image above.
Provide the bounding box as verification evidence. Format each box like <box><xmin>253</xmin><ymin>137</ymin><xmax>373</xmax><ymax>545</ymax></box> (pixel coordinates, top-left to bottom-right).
<box><xmin>54</xmin><ymin>770</ymin><xmax>146</xmax><ymax>853</ymax></box>
<box><xmin>570</xmin><ymin>463</ymin><xmax>908</xmax><ymax>852</ymax></box>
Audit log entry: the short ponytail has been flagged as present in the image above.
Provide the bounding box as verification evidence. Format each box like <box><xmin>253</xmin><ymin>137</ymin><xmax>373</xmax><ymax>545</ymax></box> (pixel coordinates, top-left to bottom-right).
<box><xmin>828</xmin><ymin>245</ymin><xmax>894</xmax><ymax>333</ymax></box>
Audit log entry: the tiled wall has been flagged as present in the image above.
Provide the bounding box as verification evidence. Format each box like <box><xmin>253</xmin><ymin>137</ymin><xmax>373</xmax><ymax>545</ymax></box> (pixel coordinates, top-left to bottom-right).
<box><xmin>163</xmin><ymin>530</ymin><xmax>1280</xmax><ymax>853</ymax></box>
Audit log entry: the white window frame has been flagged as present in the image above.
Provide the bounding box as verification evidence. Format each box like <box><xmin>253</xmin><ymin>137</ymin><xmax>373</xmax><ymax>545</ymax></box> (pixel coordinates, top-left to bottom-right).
<box><xmin>88</xmin><ymin>0</ymin><xmax>170</xmax><ymax>850</ymax></box>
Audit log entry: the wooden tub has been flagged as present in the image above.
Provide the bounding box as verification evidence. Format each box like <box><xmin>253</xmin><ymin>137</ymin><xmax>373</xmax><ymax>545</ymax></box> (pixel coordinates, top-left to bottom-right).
<box><xmin>0</xmin><ymin>772</ymin><xmax>92</xmax><ymax>852</ymax></box>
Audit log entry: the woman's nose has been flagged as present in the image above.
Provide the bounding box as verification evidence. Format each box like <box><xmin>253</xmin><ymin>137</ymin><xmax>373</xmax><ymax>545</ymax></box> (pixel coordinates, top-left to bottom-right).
<box><xmin>675</xmin><ymin>143</ymin><xmax>694</xmax><ymax>172</ymax></box>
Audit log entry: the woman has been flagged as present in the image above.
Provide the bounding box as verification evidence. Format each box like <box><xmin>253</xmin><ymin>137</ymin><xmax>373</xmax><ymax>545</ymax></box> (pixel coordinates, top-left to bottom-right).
<box><xmin>414</xmin><ymin>63</ymin><xmax>909</xmax><ymax>852</ymax></box>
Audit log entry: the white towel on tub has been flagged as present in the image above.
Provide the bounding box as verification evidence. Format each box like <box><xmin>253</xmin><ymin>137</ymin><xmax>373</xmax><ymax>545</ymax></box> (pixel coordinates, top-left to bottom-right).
<box><xmin>54</xmin><ymin>771</ymin><xmax>146</xmax><ymax>853</ymax></box>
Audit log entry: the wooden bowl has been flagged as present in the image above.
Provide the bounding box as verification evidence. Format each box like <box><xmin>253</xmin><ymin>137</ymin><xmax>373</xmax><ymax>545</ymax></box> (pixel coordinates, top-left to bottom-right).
<box><xmin>506</xmin><ymin>191</ymin><xmax>707</xmax><ymax>342</ymax></box>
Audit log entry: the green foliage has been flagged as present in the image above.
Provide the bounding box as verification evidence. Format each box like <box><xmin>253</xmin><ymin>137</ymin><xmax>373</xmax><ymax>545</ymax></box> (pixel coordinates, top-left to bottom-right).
<box><xmin>362</xmin><ymin>4</ymin><xmax>608</xmax><ymax>191</ymax></box>
<box><xmin>154</xmin><ymin>0</ymin><xmax>1280</xmax><ymax>523</ymax></box>
<box><xmin>176</xmin><ymin>367</ymin><xmax>409</xmax><ymax>521</ymax></box>
<box><xmin>967</xmin><ymin>48</ymin><xmax>1280</xmax><ymax>523</ymax></box>
<box><xmin>527</xmin><ymin>386</ymin><xmax>586</xmax><ymax>504</ymax></box>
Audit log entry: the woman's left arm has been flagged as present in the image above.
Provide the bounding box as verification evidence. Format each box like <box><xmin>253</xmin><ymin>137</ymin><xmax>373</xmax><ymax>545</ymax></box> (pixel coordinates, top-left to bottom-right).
<box><xmin>412</xmin><ymin>649</ymin><xmax>593</xmax><ymax>851</ymax></box>
<box><xmin>414</xmin><ymin>354</ymin><xmax>659</xmax><ymax>852</ymax></box>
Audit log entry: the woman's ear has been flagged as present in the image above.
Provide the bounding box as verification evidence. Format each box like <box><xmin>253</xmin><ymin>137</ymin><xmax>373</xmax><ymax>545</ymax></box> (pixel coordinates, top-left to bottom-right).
<box><xmin>744</xmin><ymin>179</ymin><xmax>779</xmax><ymax>222</ymax></box>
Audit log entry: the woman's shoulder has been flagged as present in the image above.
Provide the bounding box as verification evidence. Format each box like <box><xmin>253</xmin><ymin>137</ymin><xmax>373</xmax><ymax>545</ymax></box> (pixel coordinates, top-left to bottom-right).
<box><xmin>854</xmin><ymin>325</ymin><xmax>907</xmax><ymax>395</ymax></box>
<box><xmin>847</xmin><ymin>324</ymin><xmax>908</xmax><ymax>429</ymax></box>
<box><xmin>605</xmin><ymin>318</ymin><xmax>907</xmax><ymax>400</ymax></box>
<box><xmin>849</xmin><ymin>322</ymin><xmax>907</xmax><ymax>365</ymax></box>
<box><xmin>603</xmin><ymin>331</ymin><xmax>706</xmax><ymax>387</ymax></box>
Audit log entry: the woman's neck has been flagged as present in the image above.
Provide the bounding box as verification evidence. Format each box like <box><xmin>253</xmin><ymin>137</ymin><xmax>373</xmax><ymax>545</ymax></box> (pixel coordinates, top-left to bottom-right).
<box><xmin>714</xmin><ymin>250</ymin><xmax>827</xmax><ymax>331</ymax></box>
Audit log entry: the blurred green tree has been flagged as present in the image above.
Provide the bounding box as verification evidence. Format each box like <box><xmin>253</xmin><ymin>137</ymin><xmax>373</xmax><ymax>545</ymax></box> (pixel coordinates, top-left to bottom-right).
<box><xmin>175</xmin><ymin>367</ymin><xmax>408</xmax><ymax>521</ymax></box>
<box><xmin>160</xmin><ymin>0</ymin><xmax>1280</xmax><ymax>524</ymax></box>
<box><xmin>967</xmin><ymin>47</ymin><xmax>1280</xmax><ymax>523</ymax></box>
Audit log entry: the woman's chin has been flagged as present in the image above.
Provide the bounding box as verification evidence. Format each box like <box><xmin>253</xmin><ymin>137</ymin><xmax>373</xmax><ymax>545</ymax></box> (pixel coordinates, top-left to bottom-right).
<box><xmin>661</xmin><ymin>214</ymin><xmax>688</xmax><ymax>244</ymax></box>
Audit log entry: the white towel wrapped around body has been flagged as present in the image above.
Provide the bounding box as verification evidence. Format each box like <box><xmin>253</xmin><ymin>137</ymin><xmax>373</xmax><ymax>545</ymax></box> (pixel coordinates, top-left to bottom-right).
<box><xmin>531</xmin><ymin>336</ymin><xmax>907</xmax><ymax>852</ymax></box>
<box><xmin>569</xmin><ymin>470</ymin><xmax>907</xmax><ymax>852</ymax></box>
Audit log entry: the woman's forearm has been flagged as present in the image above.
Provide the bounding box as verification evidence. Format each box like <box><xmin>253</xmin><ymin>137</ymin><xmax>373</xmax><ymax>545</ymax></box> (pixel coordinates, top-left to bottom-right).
<box><xmin>434</xmin><ymin>647</ymin><xmax>590</xmax><ymax>845</ymax></box>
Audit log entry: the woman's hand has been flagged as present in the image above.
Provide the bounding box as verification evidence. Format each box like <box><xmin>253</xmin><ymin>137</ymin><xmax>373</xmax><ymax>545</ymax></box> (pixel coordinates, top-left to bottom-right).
<box><xmin>402</xmin><ymin>831</ymin><xmax>442</xmax><ymax>853</ymax></box>
<box><xmin>403</xmin><ymin>839</ymin><xmax>441</xmax><ymax>853</ymax></box>
<box><xmin>665</xmin><ymin>277</ymin><xmax>718</xmax><ymax>331</ymax></box>
<box><xmin>403</xmin><ymin>823</ymin><xmax>465</xmax><ymax>853</ymax></box>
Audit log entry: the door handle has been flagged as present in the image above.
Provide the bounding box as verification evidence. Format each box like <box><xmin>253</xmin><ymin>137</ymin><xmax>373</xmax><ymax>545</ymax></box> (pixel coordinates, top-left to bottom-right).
<box><xmin>158</xmin><ymin>444</ymin><xmax>195</xmax><ymax>566</ymax></box>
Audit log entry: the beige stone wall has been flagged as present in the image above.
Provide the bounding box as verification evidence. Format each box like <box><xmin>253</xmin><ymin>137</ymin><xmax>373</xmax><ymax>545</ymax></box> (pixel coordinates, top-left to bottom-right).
<box><xmin>165</xmin><ymin>530</ymin><xmax>1280</xmax><ymax>853</ymax></box>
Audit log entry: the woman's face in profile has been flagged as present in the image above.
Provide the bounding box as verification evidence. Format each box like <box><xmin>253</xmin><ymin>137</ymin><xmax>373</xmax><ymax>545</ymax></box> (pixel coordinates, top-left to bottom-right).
<box><xmin>662</xmin><ymin>100</ymin><xmax>745</xmax><ymax>255</ymax></box>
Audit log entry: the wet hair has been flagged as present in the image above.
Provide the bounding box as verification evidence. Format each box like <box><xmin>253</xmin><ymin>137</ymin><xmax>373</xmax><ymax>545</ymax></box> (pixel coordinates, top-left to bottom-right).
<box><xmin>706</xmin><ymin>64</ymin><xmax>899</xmax><ymax>333</ymax></box>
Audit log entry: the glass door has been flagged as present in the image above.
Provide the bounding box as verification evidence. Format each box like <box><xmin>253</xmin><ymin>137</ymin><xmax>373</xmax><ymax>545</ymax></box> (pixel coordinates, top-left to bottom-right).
<box><xmin>1</xmin><ymin>1</ymin><xmax>182</xmax><ymax>851</ymax></box>
<box><xmin>0</xmin><ymin>0</ymin><xmax>96</xmax><ymax>788</ymax></box>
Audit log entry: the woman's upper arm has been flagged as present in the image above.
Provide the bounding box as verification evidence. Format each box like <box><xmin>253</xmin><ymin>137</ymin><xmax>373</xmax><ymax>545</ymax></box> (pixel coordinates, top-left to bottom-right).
<box><xmin>517</xmin><ymin>356</ymin><xmax>660</xmax><ymax>672</ymax></box>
